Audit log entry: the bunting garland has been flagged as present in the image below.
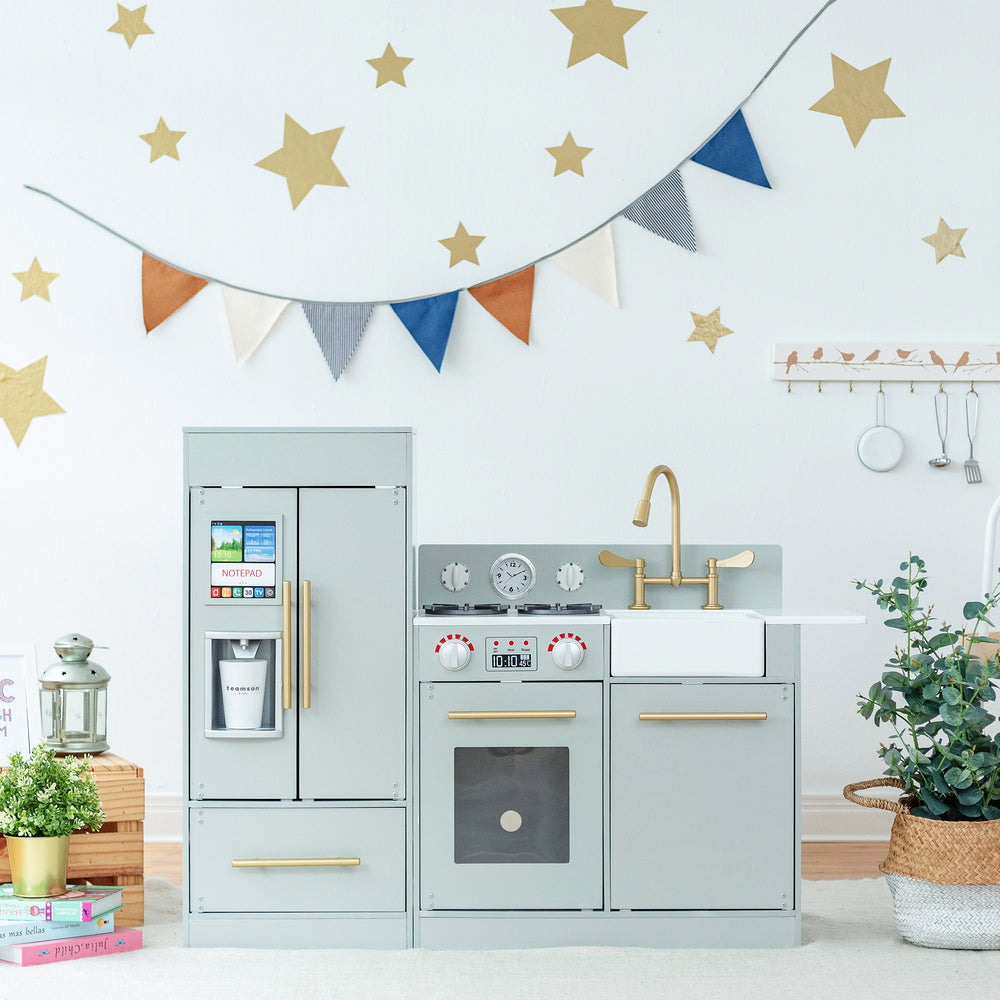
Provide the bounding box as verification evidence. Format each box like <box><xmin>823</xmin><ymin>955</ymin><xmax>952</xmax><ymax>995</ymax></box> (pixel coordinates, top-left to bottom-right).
<box><xmin>620</xmin><ymin>169</ymin><xmax>696</xmax><ymax>252</ymax></box>
<box><xmin>468</xmin><ymin>267</ymin><xmax>535</xmax><ymax>345</ymax></box>
<box><xmin>141</xmin><ymin>254</ymin><xmax>208</xmax><ymax>333</ymax></box>
<box><xmin>550</xmin><ymin>225</ymin><xmax>620</xmax><ymax>307</ymax></box>
<box><xmin>221</xmin><ymin>287</ymin><xmax>291</xmax><ymax>365</ymax></box>
<box><xmin>391</xmin><ymin>293</ymin><xmax>459</xmax><ymax>371</ymax></box>
<box><xmin>302</xmin><ymin>302</ymin><xmax>374</xmax><ymax>379</ymax></box>
<box><xmin>691</xmin><ymin>109</ymin><xmax>771</xmax><ymax>188</ymax></box>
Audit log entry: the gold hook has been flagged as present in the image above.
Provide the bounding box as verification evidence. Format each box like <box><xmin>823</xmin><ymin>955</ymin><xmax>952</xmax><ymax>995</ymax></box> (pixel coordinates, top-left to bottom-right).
<box><xmin>849</xmin><ymin>380</ymin><xmax>854</xmax><ymax>393</ymax></box>
<box><xmin>818</xmin><ymin>380</ymin><xmax>822</xmax><ymax>393</ymax></box>
<box><xmin>909</xmin><ymin>381</ymin><xmax>914</xmax><ymax>393</ymax></box>
<box><xmin>879</xmin><ymin>380</ymin><xmax>883</xmax><ymax>392</ymax></box>
<box><xmin>972</xmin><ymin>381</ymin><xmax>976</xmax><ymax>393</ymax></box>
<box><xmin>939</xmin><ymin>381</ymin><xmax>944</xmax><ymax>393</ymax></box>
<box><xmin>786</xmin><ymin>380</ymin><xmax>791</xmax><ymax>393</ymax></box>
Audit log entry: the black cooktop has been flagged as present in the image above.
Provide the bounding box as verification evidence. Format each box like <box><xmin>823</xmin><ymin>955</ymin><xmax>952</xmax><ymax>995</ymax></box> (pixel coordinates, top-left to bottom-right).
<box><xmin>422</xmin><ymin>603</ymin><xmax>508</xmax><ymax>616</ymax></box>
<box><xmin>515</xmin><ymin>603</ymin><xmax>603</xmax><ymax>616</ymax></box>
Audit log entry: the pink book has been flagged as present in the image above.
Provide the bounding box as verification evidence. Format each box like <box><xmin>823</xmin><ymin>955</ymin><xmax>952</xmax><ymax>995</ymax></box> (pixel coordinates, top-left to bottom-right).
<box><xmin>0</xmin><ymin>927</ymin><xmax>142</xmax><ymax>966</ymax></box>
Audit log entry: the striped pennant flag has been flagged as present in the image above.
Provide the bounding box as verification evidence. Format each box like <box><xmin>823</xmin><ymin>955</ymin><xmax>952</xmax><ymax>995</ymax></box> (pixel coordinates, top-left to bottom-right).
<box><xmin>620</xmin><ymin>169</ymin><xmax>696</xmax><ymax>252</ymax></box>
<box><xmin>221</xmin><ymin>287</ymin><xmax>291</xmax><ymax>365</ymax></box>
<box><xmin>301</xmin><ymin>302</ymin><xmax>374</xmax><ymax>380</ymax></box>
<box><xmin>691</xmin><ymin>109</ymin><xmax>771</xmax><ymax>188</ymax></box>
<box><xmin>391</xmin><ymin>291</ymin><xmax>459</xmax><ymax>371</ymax></box>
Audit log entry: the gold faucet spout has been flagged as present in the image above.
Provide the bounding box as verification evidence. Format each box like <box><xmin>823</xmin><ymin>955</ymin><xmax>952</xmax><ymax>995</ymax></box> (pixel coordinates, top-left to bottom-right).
<box><xmin>633</xmin><ymin>464</ymin><xmax>682</xmax><ymax>585</ymax></box>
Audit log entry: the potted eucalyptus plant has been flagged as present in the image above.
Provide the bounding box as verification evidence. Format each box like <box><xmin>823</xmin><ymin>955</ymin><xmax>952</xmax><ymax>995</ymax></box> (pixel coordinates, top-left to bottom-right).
<box><xmin>0</xmin><ymin>744</ymin><xmax>105</xmax><ymax>897</ymax></box>
<box><xmin>845</xmin><ymin>554</ymin><xmax>1000</xmax><ymax>949</ymax></box>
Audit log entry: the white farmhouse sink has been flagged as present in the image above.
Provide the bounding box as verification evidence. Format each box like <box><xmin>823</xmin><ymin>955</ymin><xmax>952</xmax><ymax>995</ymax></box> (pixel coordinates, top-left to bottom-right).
<box><xmin>608</xmin><ymin>609</ymin><xmax>765</xmax><ymax>677</ymax></box>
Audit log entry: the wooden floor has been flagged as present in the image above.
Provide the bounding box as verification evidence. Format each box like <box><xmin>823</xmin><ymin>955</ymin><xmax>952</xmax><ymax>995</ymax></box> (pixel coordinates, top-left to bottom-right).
<box><xmin>143</xmin><ymin>841</ymin><xmax>888</xmax><ymax>886</ymax></box>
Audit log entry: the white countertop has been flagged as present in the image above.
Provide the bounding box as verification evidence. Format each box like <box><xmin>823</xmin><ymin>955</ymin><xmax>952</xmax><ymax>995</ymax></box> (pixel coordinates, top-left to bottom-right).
<box><xmin>751</xmin><ymin>609</ymin><xmax>866</xmax><ymax>625</ymax></box>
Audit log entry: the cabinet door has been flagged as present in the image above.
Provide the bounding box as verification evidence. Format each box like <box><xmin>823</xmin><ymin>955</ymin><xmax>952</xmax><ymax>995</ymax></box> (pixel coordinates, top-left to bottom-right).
<box><xmin>298</xmin><ymin>488</ymin><xmax>406</xmax><ymax>799</ymax></box>
<box><xmin>610</xmin><ymin>683</ymin><xmax>794</xmax><ymax>910</ymax></box>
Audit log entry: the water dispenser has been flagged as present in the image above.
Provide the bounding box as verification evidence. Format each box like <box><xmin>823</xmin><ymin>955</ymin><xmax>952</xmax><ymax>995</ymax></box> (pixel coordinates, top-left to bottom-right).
<box><xmin>204</xmin><ymin>631</ymin><xmax>282</xmax><ymax>738</ymax></box>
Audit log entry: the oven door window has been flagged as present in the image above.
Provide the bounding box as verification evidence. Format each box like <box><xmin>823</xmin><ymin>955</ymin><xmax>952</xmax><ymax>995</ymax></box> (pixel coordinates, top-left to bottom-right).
<box><xmin>454</xmin><ymin>747</ymin><xmax>569</xmax><ymax>864</ymax></box>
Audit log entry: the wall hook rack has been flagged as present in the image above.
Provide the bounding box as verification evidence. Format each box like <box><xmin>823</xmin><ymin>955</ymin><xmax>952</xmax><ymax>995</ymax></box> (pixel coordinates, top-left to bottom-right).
<box><xmin>773</xmin><ymin>343</ymin><xmax>1000</xmax><ymax>383</ymax></box>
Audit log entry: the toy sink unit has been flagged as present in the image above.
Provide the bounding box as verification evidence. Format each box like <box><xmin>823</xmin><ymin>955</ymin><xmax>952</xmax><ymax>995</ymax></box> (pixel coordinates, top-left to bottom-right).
<box><xmin>608</xmin><ymin>609</ymin><xmax>765</xmax><ymax>677</ymax></box>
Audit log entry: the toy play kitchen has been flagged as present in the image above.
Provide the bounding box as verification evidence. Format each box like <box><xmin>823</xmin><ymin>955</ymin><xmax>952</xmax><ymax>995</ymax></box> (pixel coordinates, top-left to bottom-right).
<box><xmin>183</xmin><ymin>434</ymin><xmax>859</xmax><ymax>948</ymax></box>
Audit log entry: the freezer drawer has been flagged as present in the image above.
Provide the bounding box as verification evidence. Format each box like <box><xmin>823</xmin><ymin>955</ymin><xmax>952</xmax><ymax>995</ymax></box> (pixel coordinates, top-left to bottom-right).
<box><xmin>189</xmin><ymin>806</ymin><xmax>406</xmax><ymax>913</ymax></box>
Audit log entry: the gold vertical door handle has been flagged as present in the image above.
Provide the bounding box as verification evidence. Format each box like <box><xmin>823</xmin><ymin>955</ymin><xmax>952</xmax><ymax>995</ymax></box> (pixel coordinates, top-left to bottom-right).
<box><xmin>302</xmin><ymin>580</ymin><xmax>311</xmax><ymax>709</ymax></box>
<box><xmin>282</xmin><ymin>581</ymin><xmax>292</xmax><ymax>710</ymax></box>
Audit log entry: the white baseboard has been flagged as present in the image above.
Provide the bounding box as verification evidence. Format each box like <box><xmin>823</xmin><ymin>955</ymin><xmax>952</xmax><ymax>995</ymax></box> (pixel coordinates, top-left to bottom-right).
<box><xmin>144</xmin><ymin>793</ymin><xmax>182</xmax><ymax>842</ymax></box>
<box><xmin>802</xmin><ymin>794</ymin><xmax>893</xmax><ymax>842</ymax></box>
<box><xmin>144</xmin><ymin>794</ymin><xmax>892</xmax><ymax>844</ymax></box>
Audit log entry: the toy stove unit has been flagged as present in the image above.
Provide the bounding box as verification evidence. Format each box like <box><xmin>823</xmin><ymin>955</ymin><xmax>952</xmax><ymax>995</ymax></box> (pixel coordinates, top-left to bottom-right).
<box><xmin>414</xmin><ymin>547</ymin><xmax>609</xmax><ymax>922</ymax></box>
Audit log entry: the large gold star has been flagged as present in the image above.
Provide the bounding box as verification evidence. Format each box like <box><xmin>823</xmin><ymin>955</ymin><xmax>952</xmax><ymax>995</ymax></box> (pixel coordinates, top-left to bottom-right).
<box><xmin>107</xmin><ymin>4</ymin><xmax>154</xmax><ymax>48</ymax></box>
<box><xmin>255</xmin><ymin>115</ymin><xmax>348</xmax><ymax>209</ymax></box>
<box><xmin>551</xmin><ymin>0</ymin><xmax>647</xmax><ymax>69</ymax></box>
<box><xmin>439</xmin><ymin>223</ymin><xmax>485</xmax><ymax>267</ymax></box>
<box><xmin>140</xmin><ymin>118</ymin><xmax>185</xmax><ymax>162</ymax></box>
<box><xmin>546</xmin><ymin>132</ymin><xmax>593</xmax><ymax>176</ymax></box>
<box><xmin>687</xmin><ymin>307</ymin><xmax>733</xmax><ymax>354</ymax></box>
<box><xmin>0</xmin><ymin>357</ymin><xmax>65</xmax><ymax>447</ymax></box>
<box><xmin>922</xmin><ymin>218</ymin><xmax>967</xmax><ymax>263</ymax></box>
<box><xmin>12</xmin><ymin>258</ymin><xmax>59</xmax><ymax>302</ymax></box>
<box><xmin>810</xmin><ymin>55</ymin><xmax>905</xmax><ymax>147</ymax></box>
<box><xmin>367</xmin><ymin>43</ymin><xmax>413</xmax><ymax>88</ymax></box>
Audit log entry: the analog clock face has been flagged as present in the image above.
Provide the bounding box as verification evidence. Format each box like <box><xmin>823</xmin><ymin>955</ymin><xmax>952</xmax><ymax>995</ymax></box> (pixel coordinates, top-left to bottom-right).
<box><xmin>490</xmin><ymin>553</ymin><xmax>536</xmax><ymax>599</ymax></box>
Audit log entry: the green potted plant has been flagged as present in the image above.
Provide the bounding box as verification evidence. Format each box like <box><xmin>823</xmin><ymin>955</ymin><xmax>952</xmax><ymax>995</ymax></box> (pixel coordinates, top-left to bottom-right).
<box><xmin>0</xmin><ymin>744</ymin><xmax>105</xmax><ymax>897</ymax></box>
<box><xmin>845</xmin><ymin>555</ymin><xmax>1000</xmax><ymax>949</ymax></box>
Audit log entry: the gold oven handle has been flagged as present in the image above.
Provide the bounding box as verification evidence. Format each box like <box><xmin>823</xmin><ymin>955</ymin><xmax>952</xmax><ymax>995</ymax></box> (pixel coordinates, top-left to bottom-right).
<box><xmin>302</xmin><ymin>580</ymin><xmax>311</xmax><ymax>709</ymax></box>
<box><xmin>638</xmin><ymin>712</ymin><xmax>767</xmax><ymax>722</ymax></box>
<box><xmin>282</xmin><ymin>581</ymin><xmax>292</xmax><ymax>711</ymax></box>
<box><xmin>447</xmin><ymin>710</ymin><xmax>577</xmax><ymax>720</ymax></box>
<box><xmin>231</xmin><ymin>857</ymin><xmax>360</xmax><ymax>868</ymax></box>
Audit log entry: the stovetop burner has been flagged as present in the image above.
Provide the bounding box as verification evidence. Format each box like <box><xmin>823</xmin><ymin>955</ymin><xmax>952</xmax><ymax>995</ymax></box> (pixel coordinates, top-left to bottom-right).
<box><xmin>422</xmin><ymin>603</ymin><xmax>508</xmax><ymax>616</ymax></box>
<box><xmin>515</xmin><ymin>603</ymin><xmax>603</xmax><ymax>616</ymax></box>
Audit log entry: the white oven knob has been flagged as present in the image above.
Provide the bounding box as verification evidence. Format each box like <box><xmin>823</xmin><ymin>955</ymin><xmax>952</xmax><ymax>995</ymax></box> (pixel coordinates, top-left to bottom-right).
<box><xmin>438</xmin><ymin>637</ymin><xmax>473</xmax><ymax>671</ymax></box>
<box><xmin>550</xmin><ymin>636</ymin><xmax>585</xmax><ymax>670</ymax></box>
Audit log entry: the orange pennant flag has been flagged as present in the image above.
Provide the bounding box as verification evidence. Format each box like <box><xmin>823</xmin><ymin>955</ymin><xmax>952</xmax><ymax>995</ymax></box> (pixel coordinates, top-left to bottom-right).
<box><xmin>468</xmin><ymin>266</ymin><xmax>534</xmax><ymax>345</ymax></box>
<box><xmin>142</xmin><ymin>254</ymin><xmax>209</xmax><ymax>333</ymax></box>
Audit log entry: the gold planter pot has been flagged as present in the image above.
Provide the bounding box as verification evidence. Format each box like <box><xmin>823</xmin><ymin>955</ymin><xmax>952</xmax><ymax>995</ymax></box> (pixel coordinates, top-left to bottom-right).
<box><xmin>5</xmin><ymin>835</ymin><xmax>70</xmax><ymax>897</ymax></box>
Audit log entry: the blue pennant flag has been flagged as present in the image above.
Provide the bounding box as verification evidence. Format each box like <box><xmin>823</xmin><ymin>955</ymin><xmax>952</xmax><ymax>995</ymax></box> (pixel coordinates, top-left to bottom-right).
<box><xmin>621</xmin><ymin>170</ymin><xmax>696</xmax><ymax>252</ymax></box>
<box><xmin>301</xmin><ymin>302</ymin><xmax>374</xmax><ymax>380</ymax></box>
<box><xmin>391</xmin><ymin>292</ymin><xmax>459</xmax><ymax>371</ymax></box>
<box><xmin>691</xmin><ymin>109</ymin><xmax>771</xmax><ymax>188</ymax></box>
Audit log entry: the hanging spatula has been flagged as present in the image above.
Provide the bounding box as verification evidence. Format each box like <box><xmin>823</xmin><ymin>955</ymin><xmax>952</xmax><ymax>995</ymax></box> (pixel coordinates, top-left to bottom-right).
<box><xmin>965</xmin><ymin>388</ymin><xmax>982</xmax><ymax>484</ymax></box>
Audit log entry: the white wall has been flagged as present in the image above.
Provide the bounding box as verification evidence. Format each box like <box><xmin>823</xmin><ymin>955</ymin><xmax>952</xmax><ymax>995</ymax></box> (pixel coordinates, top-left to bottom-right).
<box><xmin>2</xmin><ymin>1</ymin><xmax>997</xmax><ymax>839</ymax></box>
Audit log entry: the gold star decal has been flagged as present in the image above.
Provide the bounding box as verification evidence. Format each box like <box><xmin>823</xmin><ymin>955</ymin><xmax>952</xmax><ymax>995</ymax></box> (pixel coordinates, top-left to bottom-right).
<box><xmin>107</xmin><ymin>4</ymin><xmax>154</xmax><ymax>48</ymax></box>
<box><xmin>140</xmin><ymin>118</ymin><xmax>186</xmax><ymax>162</ymax></box>
<box><xmin>367</xmin><ymin>43</ymin><xmax>413</xmax><ymax>88</ymax></box>
<box><xmin>552</xmin><ymin>0</ymin><xmax>647</xmax><ymax>69</ymax></box>
<box><xmin>546</xmin><ymin>132</ymin><xmax>593</xmax><ymax>176</ymax></box>
<box><xmin>439</xmin><ymin>223</ymin><xmax>485</xmax><ymax>267</ymax></box>
<box><xmin>922</xmin><ymin>218</ymin><xmax>967</xmax><ymax>263</ymax></box>
<box><xmin>255</xmin><ymin>115</ymin><xmax>348</xmax><ymax>209</ymax></box>
<box><xmin>810</xmin><ymin>55</ymin><xmax>905</xmax><ymax>147</ymax></box>
<box><xmin>687</xmin><ymin>308</ymin><xmax>733</xmax><ymax>354</ymax></box>
<box><xmin>12</xmin><ymin>258</ymin><xmax>59</xmax><ymax>302</ymax></box>
<box><xmin>0</xmin><ymin>357</ymin><xmax>65</xmax><ymax>447</ymax></box>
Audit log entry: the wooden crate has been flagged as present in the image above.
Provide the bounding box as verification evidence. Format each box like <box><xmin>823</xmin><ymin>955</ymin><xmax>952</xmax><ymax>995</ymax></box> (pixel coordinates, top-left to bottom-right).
<box><xmin>0</xmin><ymin>753</ymin><xmax>145</xmax><ymax>925</ymax></box>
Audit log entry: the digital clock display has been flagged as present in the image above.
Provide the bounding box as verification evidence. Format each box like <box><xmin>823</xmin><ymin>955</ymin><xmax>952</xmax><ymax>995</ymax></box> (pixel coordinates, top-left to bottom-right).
<box><xmin>492</xmin><ymin>652</ymin><xmax>533</xmax><ymax>669</ymax></box>
<box><xmin>485</xmin><ymin>637</ymin><xmax>537</xmax><ymax>672</ymax></box>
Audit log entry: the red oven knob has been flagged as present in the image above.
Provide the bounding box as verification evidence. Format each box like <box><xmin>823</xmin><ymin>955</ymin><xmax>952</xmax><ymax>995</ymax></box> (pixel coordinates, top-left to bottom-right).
<box><xmin>438</xmin><ymin>637</ymin><xmax>473</xmax><ymax>671</ymax></box>
<box><xmin>550</xmin><ymin>635</ymin><xmax>585</xmax><ymax>671</ymax></box>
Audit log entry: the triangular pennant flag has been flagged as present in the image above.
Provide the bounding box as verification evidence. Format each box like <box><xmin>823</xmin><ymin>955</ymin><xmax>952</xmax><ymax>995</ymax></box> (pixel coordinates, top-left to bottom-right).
<box><xmin>301</xmin><ymin>302</ymin><xmax>374</xmax><ymax>380</ymax></box>
<box><xmin>221</xmin><ymin>287</ymin><xmax>291</xmax><ymax>365</ymax></box>
<box><xmin>691</xmin><ymin>109</ymin><xmax>771</xmax><ymax>188</ymax></box>
<box><xmin>141</xmin><ymin>253</ymin><xmax>209</xmax><ymax>333</ymax></box>
<box><xmin>620</xmin><ymin>169</ymin><xmax>696</xmax><ymax>252</ymax></box>
<box><xmin>391</xmin><ymin>292</ymin><xmax>459</xmax><ymax>371</ymax></box>
<box><xmin>549</xmin><ymin>225</ymin><xmax>620</xmax><ymax>307</ymax></box>
<box><xmin>468</xmin><ymin>266</ymin><xmax>535</xmax><ymax>345</ymax></box>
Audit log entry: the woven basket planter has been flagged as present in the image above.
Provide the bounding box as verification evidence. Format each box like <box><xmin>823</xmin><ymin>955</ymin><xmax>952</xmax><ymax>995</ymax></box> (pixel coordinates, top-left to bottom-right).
<box><xmin>844</xmin><ymin>777</ymin><xmax>1000</xmax><ymax>949</ymax></box>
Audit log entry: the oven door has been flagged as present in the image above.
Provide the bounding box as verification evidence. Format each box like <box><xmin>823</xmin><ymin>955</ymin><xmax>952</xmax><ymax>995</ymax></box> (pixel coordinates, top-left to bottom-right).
<box><xmin>419</xmin><ymin>681</ymin><xmax>603</xmax><ymax>911</ymax></box>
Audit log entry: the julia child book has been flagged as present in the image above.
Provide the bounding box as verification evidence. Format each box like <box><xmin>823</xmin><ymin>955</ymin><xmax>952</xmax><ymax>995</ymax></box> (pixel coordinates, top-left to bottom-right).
<box><xmin>0</xmin><ymin>926</ymin><xmax>141</xmax><ymax>966</ymax></box>
<box><xmin>0</xmin><ymin>885</ymin><xmax>122</xmax><ymax>922</ymax></box>
<box><xmin>0</xmin><ymin>909</ymin><xmax>117</xmax><ymax>946</ymax></box>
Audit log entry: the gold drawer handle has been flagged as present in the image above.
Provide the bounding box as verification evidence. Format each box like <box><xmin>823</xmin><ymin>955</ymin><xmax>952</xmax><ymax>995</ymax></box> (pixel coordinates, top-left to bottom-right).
<box><xmin>638</xmin><ymin>712</ymin><xmax>767</xmax><ymax>722</ymax></box>
<box><xmin>447</xmin><ymin>710</ymin><xmax>577</xmax><ymax>720</ymax></box>
<box><xmin>231</xmin><ymin>857</ymin><xmax>360</xmax><ymax>868</ymax></box>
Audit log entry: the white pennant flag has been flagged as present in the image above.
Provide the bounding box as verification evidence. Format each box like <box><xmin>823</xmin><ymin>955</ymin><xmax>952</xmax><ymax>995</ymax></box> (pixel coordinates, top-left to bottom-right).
<box><xmin>221</xmin><ymin>287</ymin><xmax>291</xmax><ymax>365</ymax></box>
<box><xmin>548</xmin><ymin>224</ymin><xmax>620</xmax><ymax>308</ymax></box>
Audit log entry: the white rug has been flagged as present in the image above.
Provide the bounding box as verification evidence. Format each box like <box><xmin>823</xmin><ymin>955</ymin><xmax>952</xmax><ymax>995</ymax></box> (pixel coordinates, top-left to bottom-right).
<box><xmin>2</xmin><ymin>878</ymin><xmax>999</xmax><ymax>999</ymax></box>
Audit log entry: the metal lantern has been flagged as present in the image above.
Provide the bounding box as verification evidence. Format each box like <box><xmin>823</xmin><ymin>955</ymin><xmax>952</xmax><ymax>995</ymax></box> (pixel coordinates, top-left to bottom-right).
<box><xmin>38</xmin><ymin>633</ymin><xmax>110</xmax><ymax>754</ymax></box>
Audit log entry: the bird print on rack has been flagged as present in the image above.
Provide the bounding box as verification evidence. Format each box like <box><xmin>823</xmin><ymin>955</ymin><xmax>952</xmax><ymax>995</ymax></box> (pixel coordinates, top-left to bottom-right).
<box><xmin>812</xmin><ymin>347</ymin><xmax>823</xmax><ymax>360</ymax></box>
<box><xmin>864</xmin><ymin>349</ymin><xmax>880</xmax><ymax>362</ymax></box>
<box><xmin>838</xmin><ymin>350</ymin><xmax>855</xmax><ymax>362</ymax></box>
<box><xmin>929</xmin><ymin>350</ymin><xmax>947</xmax><ymax>371</ymax></box>
<box><xmin>897</xmin><ymin>349</ymin><xmax>913</xmax><ymax>359</ymax></box>
<box><xmin>784</xmin><ymin>350</ymin><xmax>799</xmax><ymax>374</ymax></box>
<box><xmin>953</xmin><ymin>351</ymin><xmax>970</xmax><ymax>373</ymax></box>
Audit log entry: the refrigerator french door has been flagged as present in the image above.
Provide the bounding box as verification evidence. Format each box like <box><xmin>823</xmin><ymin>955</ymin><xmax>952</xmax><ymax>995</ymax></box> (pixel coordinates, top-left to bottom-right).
<box><xmin>189</xmin><ymin>485</ymin><xmax>406</xmax><ymax>801</ymax></box>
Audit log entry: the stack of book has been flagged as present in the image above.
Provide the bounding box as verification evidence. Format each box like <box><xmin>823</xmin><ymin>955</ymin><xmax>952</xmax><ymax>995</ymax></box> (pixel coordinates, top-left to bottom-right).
<box><xmin>0</xmin><ymin>884</ymin><xmax>141</xmax><ymax>966</ymax></box>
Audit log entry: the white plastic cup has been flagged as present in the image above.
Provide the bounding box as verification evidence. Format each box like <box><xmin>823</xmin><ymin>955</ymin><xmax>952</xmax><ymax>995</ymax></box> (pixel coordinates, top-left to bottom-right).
<box><xmin>219</xmin><ymin>659</ymin><xmax>268</xmax><ymax>729</ymax></box>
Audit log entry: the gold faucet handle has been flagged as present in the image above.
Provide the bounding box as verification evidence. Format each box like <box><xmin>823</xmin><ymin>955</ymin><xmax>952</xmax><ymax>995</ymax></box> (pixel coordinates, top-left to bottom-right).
<box><xmin>599</xmin><ymin>549</ymin><xmax>643</xmax><ymax>568</ymax></box>
<box><xmin>715</xmin><ymin>549</ymin><xmax>755</xmax><ymax>570</ymax></box>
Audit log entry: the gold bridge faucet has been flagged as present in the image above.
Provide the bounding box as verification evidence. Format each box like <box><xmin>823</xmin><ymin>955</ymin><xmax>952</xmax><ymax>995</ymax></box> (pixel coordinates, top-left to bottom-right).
<box><xmin>599</xmin><ymin>464</ymin><xmax>755</xmax><ymax>610</ymax></box>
